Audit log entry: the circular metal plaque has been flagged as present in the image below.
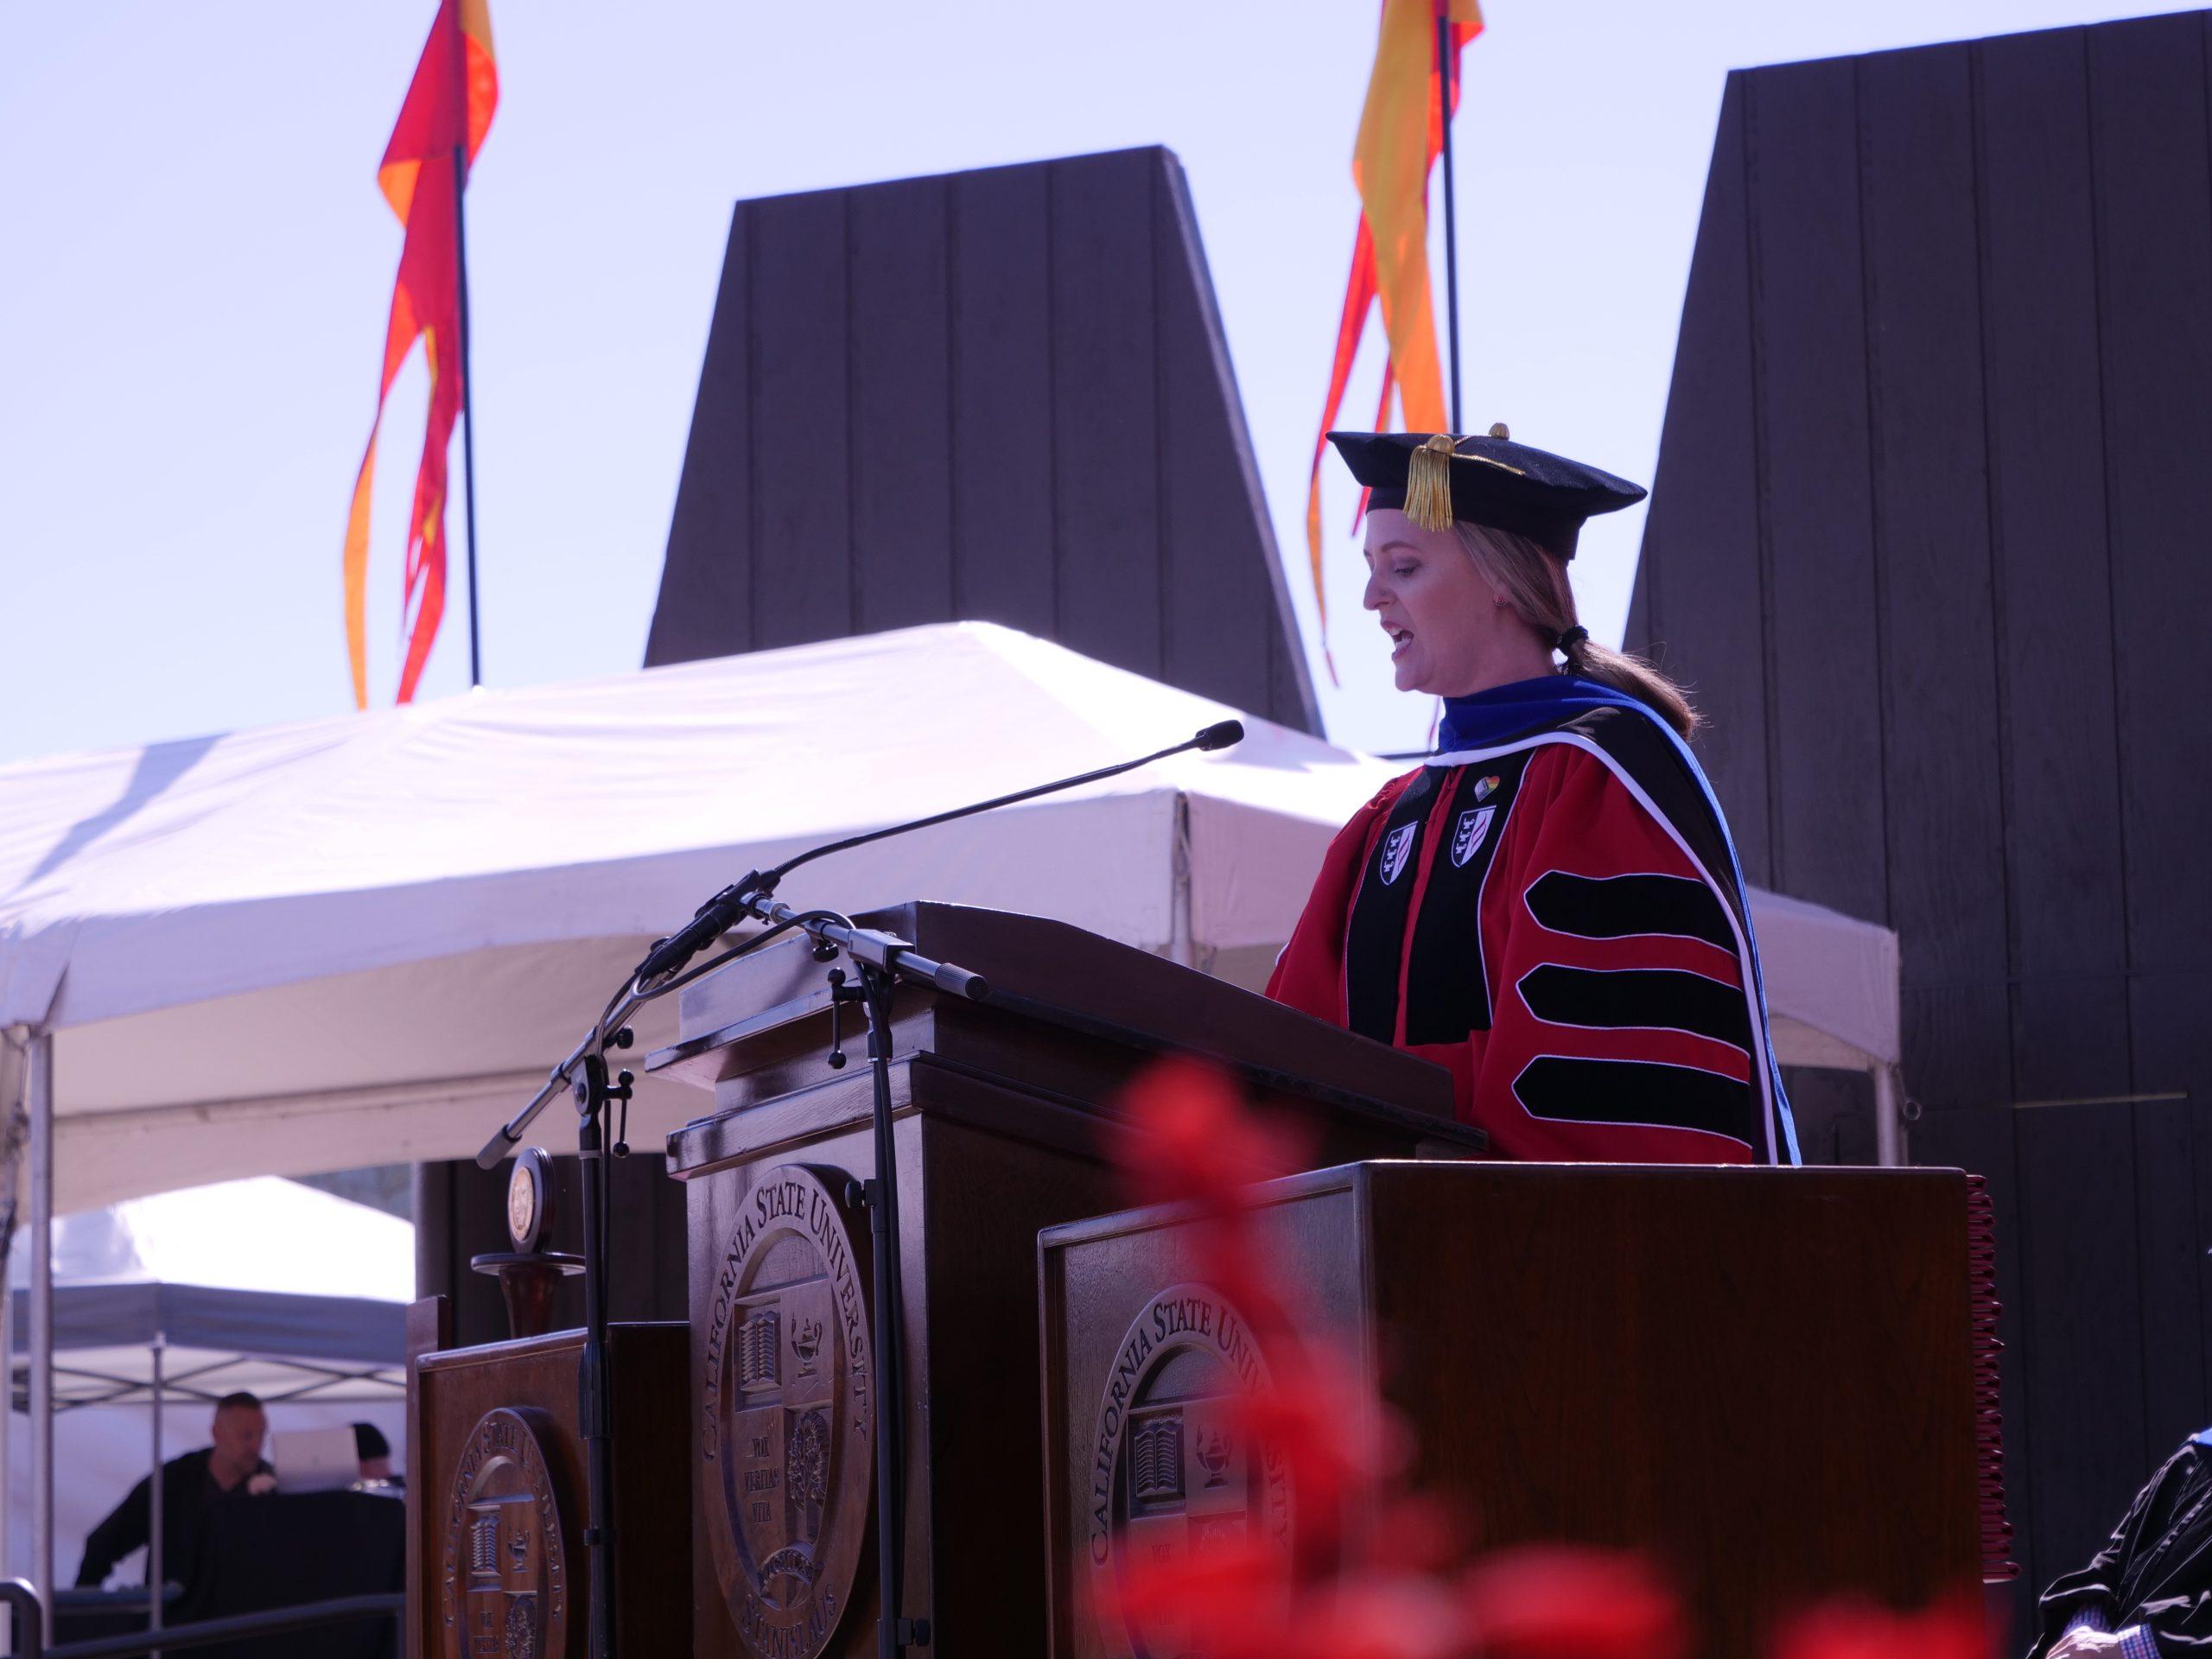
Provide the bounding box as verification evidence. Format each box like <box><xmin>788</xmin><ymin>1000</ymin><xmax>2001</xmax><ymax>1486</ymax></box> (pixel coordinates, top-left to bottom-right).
<box><xmin>439</xmin><ymin>1407</ymin><xmax>569</xmax><ymax>1659</ymax></box>
<box><xmin>506</xmin><ymin>1147</ymin><xmax>556</xmax><ymax>1253</ymax></box>
<box><xmin>1086</xmin><ymin>1283</ymin><xmax>1293</xmax><ymax>1659</ymax></box>
<box><xmin>701</xmin><ymin>1164</ymin><xmax>874</xmax><ymax>1659</ymax></box>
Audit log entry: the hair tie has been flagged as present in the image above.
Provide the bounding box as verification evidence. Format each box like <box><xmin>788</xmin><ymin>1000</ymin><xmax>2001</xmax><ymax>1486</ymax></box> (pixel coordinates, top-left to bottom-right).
<box><xmin>1556</xmin><ymin>625</ymin><xmax>1590</xmax><ymax>653</ymax></box>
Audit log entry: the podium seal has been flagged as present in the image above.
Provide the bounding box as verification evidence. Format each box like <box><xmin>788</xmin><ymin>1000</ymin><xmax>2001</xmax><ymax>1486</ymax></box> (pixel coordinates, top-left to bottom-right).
<box><xmin>702</xmin><ymin>1164</ymin><xmax>874</xmax><ymax>1659</ymax></box>
<box><xmin>1086</xmin><ymin>1282</ymin><xmax>1294</xmax><ymax>1658</ymax></box>
<box><xmin>439</xmin><ymin>1407</ymin><xmax>568</xmax><ymax>1659</ymax></box>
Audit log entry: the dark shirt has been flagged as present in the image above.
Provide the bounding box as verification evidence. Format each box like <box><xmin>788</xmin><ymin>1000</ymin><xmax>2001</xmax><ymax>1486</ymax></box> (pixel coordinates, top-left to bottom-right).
<box><xmin>2031</xmin><ymin>1430</ymin><xmax>2212</xmax><ymax>1657</ymax></box>
<box><xmin>75</xmin><ymin>1447</ymin><xmax>270</xmax><ymax>1590</ymax></box>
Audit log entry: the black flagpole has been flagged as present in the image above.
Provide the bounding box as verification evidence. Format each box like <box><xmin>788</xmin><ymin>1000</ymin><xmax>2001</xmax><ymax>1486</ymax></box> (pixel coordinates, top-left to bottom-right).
<box><xmin>1435</xmin><ymin>7</ymin><xmax>1463</xmax><ymax>433</ymax></box>
<box><xmin>452</xmin><ymin>141</ymin><xmax>483</xmax><ymax>689</ymax></box>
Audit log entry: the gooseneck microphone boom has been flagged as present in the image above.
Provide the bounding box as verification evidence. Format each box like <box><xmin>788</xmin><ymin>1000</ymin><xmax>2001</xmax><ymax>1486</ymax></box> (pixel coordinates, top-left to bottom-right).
<box><xmin>627</xmin><ymin>718</ymin><xmax>1244</xmax><ymax>990</ymax></box>
<box><xmin>474</xmin><ymin>718</ymin><xmax>1245</xmax><ymax>1173</ymax></box>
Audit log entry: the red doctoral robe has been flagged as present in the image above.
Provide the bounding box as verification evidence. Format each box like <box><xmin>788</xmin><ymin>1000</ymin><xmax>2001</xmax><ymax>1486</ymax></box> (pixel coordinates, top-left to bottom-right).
<box><xmin>1266</xmin><ymin>698</ymin><xmax>1794</xmax><ymax>1164</ymax></box>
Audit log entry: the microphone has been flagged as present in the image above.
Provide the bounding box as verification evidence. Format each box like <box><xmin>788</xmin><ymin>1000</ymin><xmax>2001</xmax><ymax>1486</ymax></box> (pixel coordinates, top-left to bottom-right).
<box><xmin>631</xmin><ymin>719</ymin><xmax>1246</xmax><ymax>988</ymax></box>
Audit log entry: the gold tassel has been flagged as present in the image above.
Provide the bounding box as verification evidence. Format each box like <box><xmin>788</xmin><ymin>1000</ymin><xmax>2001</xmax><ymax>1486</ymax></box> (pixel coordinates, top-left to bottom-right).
<box><xmin>1404</xmin><ymin>434</ymin><xmax>1459</xmax><ymax>531</ymax></box>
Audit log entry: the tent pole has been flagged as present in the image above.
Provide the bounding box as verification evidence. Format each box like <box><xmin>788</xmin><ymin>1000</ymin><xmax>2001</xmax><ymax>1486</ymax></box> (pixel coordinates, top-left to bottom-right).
<box><xmin>149</xmin><ymin>1338</ymin><xmax>162</xmax><ymax>1658</ymax></box>
<box><xmin>0</xmin><ymin>1272</ymin><xmax>10</xmax><ymax>1647</ymax></box>
<box><xmin>26</xmin><ymin>1033</ymin><xmax>50</xmax><ymax>1646</ymax></box>
<box><xmin>1873</xmin><ymin>1065</ymin><xmax>1904</xmax><ymax>1168</ymax></box>
<box><xmin>1169</xmin><ymin>795</ymin><xmax>1198</xmax><ymax>969</ymax></box>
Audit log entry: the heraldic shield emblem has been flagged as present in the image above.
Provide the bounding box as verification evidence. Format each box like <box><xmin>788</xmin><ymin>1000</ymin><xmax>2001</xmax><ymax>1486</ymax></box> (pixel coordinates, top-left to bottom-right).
<box><xmin>1087</xmin><ymin>1284</ymin><xmax>1294</xmax><ymax>1659</ymax></box>
<box><xmin>701</xmin><ymin>1164</ymin><xmax>874</xmax><ymax>1659</ymax></box>
<box><xmin>1451</xmin><ymin>804</ymin><xmax>1496</xmax><ymax>868</ymax></box>
<box><xmin>439</xmin><ymin>1408</ymin><xmax>567</xmax><ymax>1659</ymax></box>
<box><xmin>1379</xmin><ymin>820</ymin><xmax>1420</xmax><ymax>886</ymax></box>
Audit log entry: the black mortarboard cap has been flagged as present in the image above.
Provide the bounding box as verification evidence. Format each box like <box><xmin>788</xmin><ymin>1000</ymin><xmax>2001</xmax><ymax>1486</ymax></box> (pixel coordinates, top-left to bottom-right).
<box><xmin>1326</xmin><ymin>427</ymin><xmax>1647</xmax><ymax>561</ymax></box>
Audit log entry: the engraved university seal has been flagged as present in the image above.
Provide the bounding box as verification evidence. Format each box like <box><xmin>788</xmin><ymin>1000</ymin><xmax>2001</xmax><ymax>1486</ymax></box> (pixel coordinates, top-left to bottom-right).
<box><xmin>440</xmin><ymin>1407</ymin><xmax>568</xmax><ymax>1659</ymax></box>
<box><xmin>1088</xmin><ymin>1283</ymin><xmax>1293</xmax><ymax>1659</ymax></box>
<box><xmin>702</xmin><ymin>1164</ymin><xmax>874</xmax><ymax>1659</ymax></box>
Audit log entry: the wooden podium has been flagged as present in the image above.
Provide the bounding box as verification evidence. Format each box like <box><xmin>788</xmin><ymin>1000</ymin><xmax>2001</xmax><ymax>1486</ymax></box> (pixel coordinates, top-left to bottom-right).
<box><xmin>1039</xmin><ymin>1160</ymin><xmax>1991</xmax><ymax>1659</ymax></box>
<box><xmin>649</xmin><ymin>901</ymin><xmax>1483</xmax><ymax>1659</ymax></box>
<box><xmin>406</xmin><ymin>1301</ymin><xmax>691</xmax><ymax>1659</ymax></box>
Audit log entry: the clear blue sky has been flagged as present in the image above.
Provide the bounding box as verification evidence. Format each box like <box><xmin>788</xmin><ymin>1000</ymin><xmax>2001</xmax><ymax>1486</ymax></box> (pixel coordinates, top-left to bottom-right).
<box><xmin>0</xmin><ymin>0</ymin><xmax>2181</xmax><ymax>766</ymax></box>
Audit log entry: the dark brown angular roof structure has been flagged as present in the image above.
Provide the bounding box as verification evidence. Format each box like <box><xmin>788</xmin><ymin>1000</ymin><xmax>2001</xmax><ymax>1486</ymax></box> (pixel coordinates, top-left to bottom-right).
<box><xmin>1627</xmin><ymin>12</ymin><xmax>2212</xmax><ymax>1619</ymax></box>
<box><xmin>645</xmin><ymin>144</ymin><xmax>1318</xmax><ymax>734</ymax></box>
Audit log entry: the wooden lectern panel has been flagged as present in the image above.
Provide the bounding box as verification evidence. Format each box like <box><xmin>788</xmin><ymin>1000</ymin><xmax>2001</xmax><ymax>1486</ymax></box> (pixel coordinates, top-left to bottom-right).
<box><xmin>410</xmin><ymin>1323</ymin><xmax>690</xmax><ymax>1659</ymax></box>
<box><xmin>655</xmin><ymin>901</ymin><xmax>1478</xmax><ymax>1659</ymax></box>
<box><xmin>675</xmin><ymin>1076</ymin><xmax>1106</xmax><ymax>1659</ymax></box>
<box><xmin>1040</xmin><ymin>1162</ymin><xmax>1983</xmax><ymax>1659</ymax></box>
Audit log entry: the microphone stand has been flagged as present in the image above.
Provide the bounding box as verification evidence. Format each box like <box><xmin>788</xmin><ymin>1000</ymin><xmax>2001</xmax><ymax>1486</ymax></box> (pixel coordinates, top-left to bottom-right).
<box><xmin>472</xmin><ymin>719</ymin><xmax>1243</xmax><ymax>1659</ymax></box>
<box><xmin>569</xmin><ymin>1036</ymin><xmax>631</xmax><ymax>1659</ymax></box>
<box><xmin>757</xmin><ymin>896</ymin><xmax>984</xmax><ymax>1657</ymax></box>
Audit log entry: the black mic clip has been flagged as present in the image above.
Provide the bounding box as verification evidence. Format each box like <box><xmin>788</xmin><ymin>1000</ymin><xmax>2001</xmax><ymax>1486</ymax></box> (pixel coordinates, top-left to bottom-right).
<box><xmin>632</xmin><ymin>869</ymin><xmax>772</xmax><ymax>988</ymax></box>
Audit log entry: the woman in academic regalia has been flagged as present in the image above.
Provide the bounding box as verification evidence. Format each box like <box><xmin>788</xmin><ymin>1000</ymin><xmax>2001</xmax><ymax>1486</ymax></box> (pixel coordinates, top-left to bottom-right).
<box><xmin>1266</xmin><ymin>429</ymin><xmax>1800</xmax><ymax>1165</ymax></box>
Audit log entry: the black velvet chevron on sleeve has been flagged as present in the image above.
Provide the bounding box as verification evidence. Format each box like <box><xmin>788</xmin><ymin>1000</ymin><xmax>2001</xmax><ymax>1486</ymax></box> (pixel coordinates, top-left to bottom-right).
<box><xmin>1524</xmin><ymin>871</ymin><xmax>1733</xmax><ymax>950</ymax></box>
<box><xmin>1515</xmin><ymin>963</ymin><xmax>1753</xmax><ymax>1053</ymax></box>
<box><xmin>1511</xmin><ymin>1056</ymin><xmax>1758</xmax><ymax>1145</ymax></box>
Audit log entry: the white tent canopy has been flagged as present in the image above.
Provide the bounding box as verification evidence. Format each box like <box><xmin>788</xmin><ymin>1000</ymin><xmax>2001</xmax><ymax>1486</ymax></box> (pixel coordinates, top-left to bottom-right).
<box><xmin>0</xmin><ymin>621</ymin><xmax>1903</xmax><ymax>1215</ymax></box>
<box><xmin>1750</xmin><ymin>886</ymin><xmax>1899</xmax><ymax>1077</ymax></box>
<box><xmin>7</xmin><ymin>1175</ymin><xmax>410</xmax><ymax>1405</ymax></box>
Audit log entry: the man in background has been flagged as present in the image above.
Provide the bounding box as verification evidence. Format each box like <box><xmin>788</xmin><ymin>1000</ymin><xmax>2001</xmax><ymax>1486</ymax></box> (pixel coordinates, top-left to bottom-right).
<box><xmin>75</xmin><ymin>1391</ymin><xmax>271</xmax><ymax>1591</ymax></box>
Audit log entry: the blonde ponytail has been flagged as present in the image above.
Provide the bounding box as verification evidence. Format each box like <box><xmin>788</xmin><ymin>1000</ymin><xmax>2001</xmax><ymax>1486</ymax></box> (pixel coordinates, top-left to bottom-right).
<box><xmin>1452</xmin><ymin>521</ymin><xmax>1701</xmax><ymax>741</ymax></box>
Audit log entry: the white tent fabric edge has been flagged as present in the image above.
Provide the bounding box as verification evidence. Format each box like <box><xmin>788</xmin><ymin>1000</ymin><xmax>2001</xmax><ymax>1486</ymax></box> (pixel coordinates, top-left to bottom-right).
<box><xmin>0</xmin><ymin>623</ymin><xmax>1908</xmax><ymax>1213</ymax></box>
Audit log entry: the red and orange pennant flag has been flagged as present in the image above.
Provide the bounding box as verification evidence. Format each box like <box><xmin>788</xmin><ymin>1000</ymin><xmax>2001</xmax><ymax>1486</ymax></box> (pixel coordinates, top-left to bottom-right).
<box><xmin>343</xmin><ymin>0</ymin><xmax>498</xmax><ymax>709</ymax></box>
<box><xmin>1305</xmin><ymin>0</ymin><xmax>1481</xmax><ymax>675</ymax></box>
